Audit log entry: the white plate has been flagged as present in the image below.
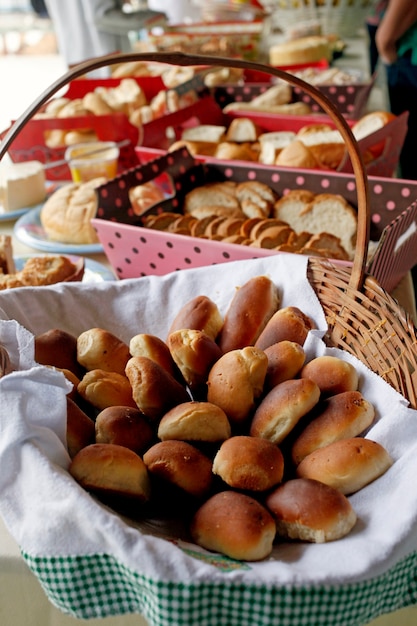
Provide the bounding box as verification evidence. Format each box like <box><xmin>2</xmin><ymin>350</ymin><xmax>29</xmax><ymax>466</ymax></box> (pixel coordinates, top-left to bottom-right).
<box><xmin>14</xmin><ymin>206</ymin><xmax>103</xmax><ymax>254</ymax></box>
<box><xmin>14</xmin><ymin>255</ymin><xmax>115</xmax><ymax>284</ymax></box>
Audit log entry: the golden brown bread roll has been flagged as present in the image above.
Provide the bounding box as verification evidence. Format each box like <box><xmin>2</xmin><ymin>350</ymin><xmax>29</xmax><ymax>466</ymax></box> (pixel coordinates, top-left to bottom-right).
<box><xmin>69</xmin><ymin>443</ymin><xmax>151</xmax><ymax>502</ymax></box>
<box><xmin>249</xmin><ymin>378</ymin><xmax>320</xmax><ymax>444</ymax></box>
<box><xmin>207</xmin><ymin>347</ymin><xmax>268</xmax><ymax>426</ymax></box>
<box><xmin>125</xmin><ymin>356</ymin><xmax>190</xmax><ymax>422</ymax></box>
<box><xmin>157</xmin><ymin>401</ymin><xmax>231</xmax><ymax>443</ymax></box>
<box><xmin>35</xmin><ymin>328</ymin><xmax>84</xmax><ymax>378</ymax></box>
<box><xmin>212</xmin><ymin>435</ymin><xmax>284</xmax><ymax>491</ymax></box>
<box><xmin>264</xmin><ymin>340</ymin><xmax>306</xmax><ymax>390</ymax></box>
<box><xmin>77</xmin><ymin>369</ymin><xmax>137</xmax><ymax>410</ymax></box>
<box><xmin>66</xmin><ymin>397</ymin><xmax>95</xmax><ymax>458</ymax></box>
<box><xmin>218</xmin><ymin>275</ymin><xmax>280</xmax><ymax>353</ymax></box>
<box><xmin>143</xmin><ymin>440</ymin><xmax>213</xmax><ymax>498</ymax></box>
<box><xmin>300</xmin><ymin>355</ymin><xmax>359</xmax><ymax>396</ymax></box>
<box><xmin>129</xmin><ymin>333</ymin><xmax>178</xmax><ymax>379</ymax></box>
<box><xmin>265</xmin><ymin>478</ymin><xmax>356</xmax><ymax>543</ymax></box>
<box><xmin>254</xmin><ymin>306</ymin><xmax>314</xmax><ymax>351</ymax></box>
<box><xmin>77</xmin><ymin>328</ymin><xmax>131</xmax><ymax>376</ymax></box>
<box><xmin>275</xmin><ymin>140</ymin><xmax>321</xmax><ymax>170</ymax></box>
<box><xmin>190</xmin><ymin>490</ymin><xmax>276</xmax><ymax>561</ymax></box>
<box><xmin>167</xmin><ymin>295</ymin><xmax>223</xmax><ymax>341</ymax></box>
<box><xmin>291</xmin><ymin>390</ymin><xmax>376</xmax><ymax>465</ymax></box>
<box><xmin>95</xmin><ymin>405</ymin><xmax>154</xmax><ymax>455</ymax></box>
<box><xmin>296</xmin><ymin>437</ymin><xmax>393</xmax><ymax>495</ymax></box>
<box><xmin>167</xmin><ymin>328</ymin><xmax>223</xmax><ymax>397</ymax></box>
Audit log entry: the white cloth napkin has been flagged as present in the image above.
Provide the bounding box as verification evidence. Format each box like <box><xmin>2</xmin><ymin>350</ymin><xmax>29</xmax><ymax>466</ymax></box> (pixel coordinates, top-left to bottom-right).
<box><xmin>1</xmin><ymin>254</ymin><xmax>417</xmax><ymax>587</ymax></box>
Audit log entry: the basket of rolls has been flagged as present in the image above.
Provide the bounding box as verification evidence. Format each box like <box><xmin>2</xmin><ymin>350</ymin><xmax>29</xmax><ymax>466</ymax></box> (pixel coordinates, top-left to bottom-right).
<box><xmin>2</xmin><ymin>52</ymin><xmax>417</xmax><ymax>626</ymax></box>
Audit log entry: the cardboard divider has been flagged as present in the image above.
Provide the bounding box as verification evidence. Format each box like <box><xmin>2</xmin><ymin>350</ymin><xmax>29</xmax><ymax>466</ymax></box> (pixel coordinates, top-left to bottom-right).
<box><xmin>92</xmin><ymin>147</ymin><xmax>417</xmax><ymax>290</ymax></box>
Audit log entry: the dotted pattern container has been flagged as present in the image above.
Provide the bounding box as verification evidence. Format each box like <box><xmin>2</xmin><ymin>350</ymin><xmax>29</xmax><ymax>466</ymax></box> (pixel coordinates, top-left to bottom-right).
<box><xmin>93</xmin><ymin>148</ymin><xmax>417</xmax><ymax>291</ymax></box>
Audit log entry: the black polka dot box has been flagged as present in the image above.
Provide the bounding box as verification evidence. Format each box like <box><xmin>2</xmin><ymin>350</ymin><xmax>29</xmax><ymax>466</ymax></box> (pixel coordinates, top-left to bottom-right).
<box><xmin>92</xmin><ymin>146</ymin><xmax>417</xmax><ymax>292</ymax></box>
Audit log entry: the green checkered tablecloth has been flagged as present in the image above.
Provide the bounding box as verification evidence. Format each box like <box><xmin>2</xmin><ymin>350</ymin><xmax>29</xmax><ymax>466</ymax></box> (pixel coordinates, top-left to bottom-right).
<box><xmin>22</xmin><ymin>550</ymin><xmax>417</xmax><ymax>625</ymax></box>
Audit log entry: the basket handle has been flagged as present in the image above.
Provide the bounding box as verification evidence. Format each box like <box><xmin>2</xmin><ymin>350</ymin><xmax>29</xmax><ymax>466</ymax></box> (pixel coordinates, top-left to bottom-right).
<box><xmin>0</xmin><ymin>51</ymin><xmax>370</xmax><ymax>292</ymax></box>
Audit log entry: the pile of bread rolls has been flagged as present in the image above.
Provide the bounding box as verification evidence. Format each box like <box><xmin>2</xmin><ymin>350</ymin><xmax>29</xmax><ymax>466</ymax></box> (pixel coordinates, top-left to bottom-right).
<box><xmin>141</xmin><ymin>180</ymin><xmax>357</xmax><ymax>261</ymax></box>
<box><xmin>36</xmin><ymin>78</ymin><xmax>197</xmax><ymax>149</ymax></box>
<box><xmin>170</xmin><ymin>104</ymin><xmax>396</xmax><ymax>170</ymax></box>
<box><xmin>33</xmin><ymin>275</ymin><xmax>393</xmax><ymax>562</ymax></box>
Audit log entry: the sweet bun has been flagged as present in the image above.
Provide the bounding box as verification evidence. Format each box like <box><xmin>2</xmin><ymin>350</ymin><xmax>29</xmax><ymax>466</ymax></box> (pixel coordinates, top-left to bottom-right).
<box><xmin>296</xmin><ymin>437</ymin><xmax>393</xmax><ymax>495</ymax></box>
<box><xmin>190</xmin><ymin>490</ymin><xmax>276</xmax><ymax>561</ymax></box>
<box><xmin>129</xmin><ymin>333</ymin><xmax>178</xmax><ymax>379</ymax></box>
<box><xmin>266</xmin><ymin>478</ymin><xmax>356</xmax><ymax>543</ymax></box>
<box><xmin>95</xmin><ymin>405</ymin><xmax>154</xmax><ymax>454</ymax></box>
<box><xmin>291</xmin><ymin>390</ymin><xmax>376</xmax><ymax>465</ymax></box>
<box><xmin>250</xmin><ymin>378</ymin><xmax>320</xmax><ymax>444</ymax></box>
<box><xmin>167</xmin><ymin>295</ymin><xmax>223</xmax><ymax>341</ymax></box>
<box><xmin>212</xmin><ymin>435</ymin><xmax>284</xmax><ymax>491</ymax></box>
<box><xmin>69</xmin><ymin>442</ymin><xmax>151</xmax><ymax>502</ymax></box>
<box><xmin>77</xmin><ymin>369</ymin><xmax>137</xmax><ymax>410</ymax></box>
<box><xmin>255</xmin><ymin>306</ymin><xmax>314</xmax><ymax>351</ymax></box>
<box><xmin>125</xmin><ymin>356</ymin><xmax>190</xmax><ymax>422</ymax></box>
<box><xmin>35</xmin><ymin>328</ymin><xmax>85</xmax><ymax>378</ymax></box>
<box><xmin>207</xmin><ymin>347</ymin><xmax>268</xmax><ymax>426</ymax></box>
<box><xmin>66</xmin><ymin>396</ymin><xmax>95</xmax><ymax>458</ymax></box>
<box><xmin>143</xmin><ymin>440</ymin><xmax>213</xmax><ymax>498</ymax></box>
<box><xmin>40</xmin><ymin>179</ymin><xmax>104</xmax><ymax>245</ymax></box>
<box><xmin>167</xmin><ymin>328</ymin><xmax>223</xmax><ymax>396</ymax></box>
<box><xmin>157</xmin><ymin>401</ymin><xmax>231</xmax><ymax>443</ymax></box>
<box><xmin>264</xmin><ymin>340</ymin><xmax>306</xmax><ymax>389</ymax></box>
<box><xmin>218</xmin><ymin>275</ymin><xmax>280</xmax><ymax>352</ymax></box>
<box><xmin>300</xmin><ymin>355</ymin><xmax>359</xmax><ymax>396</ymax></box>
<box><xmin>77</xmin><ymin>327</ymin><xmax>131</xmax><ymax>376</ymax></box>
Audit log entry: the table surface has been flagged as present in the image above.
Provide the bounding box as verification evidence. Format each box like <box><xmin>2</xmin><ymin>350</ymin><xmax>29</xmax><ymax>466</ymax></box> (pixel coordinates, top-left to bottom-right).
<box><xmin>1</xmin><ymin>33</ymin><xmax>417</xmax><ymax>626</ymax></box>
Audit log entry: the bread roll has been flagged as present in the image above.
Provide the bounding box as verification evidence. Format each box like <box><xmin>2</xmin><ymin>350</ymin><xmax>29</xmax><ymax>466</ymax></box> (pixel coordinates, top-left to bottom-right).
<box><xmin>207</xmin><ymin>347</ymin><xmax>268</xmax><ymax>426</ymax></box>
<box><xmin>296</xmin><ymin>437</ymin><xmax>393</xmax><ymax>495</ymax></box>
<box><xmin>77</xmin><ymin>327</ymin><xmax>131</xmax><ymax>376</ymax></box>
<box><xmin>213</xmin><ymin>435</ymin><xmax>284</xmax><ymax>491</ymax></box>
<box><xmin>265</xmin><ymin>478</ymin><xmax>356</xmax><ymax>543</ymax></box>
<box><xmin>35</xmin><ymin>328</ymin><xmax>84</xmax><ymax>378</ymax></box>
<box><xmin>125</xmin><ymin>356</ymin><xmax>190</xmax><ymax>422</ymax></box>
<box><xmin>190</xmin><ymin>490</ymin><xmax>276</xmax><ymax>561</ymax></box>
<box><xmin>157</xmin><ymin>400</ymin><xmax>231</xmax><ymax>442</ymax></box>
<box><xmin>167</xmin><ymin>328</ymin><xmax>223</xmax><ymax>396</ymax></box>
<box><xmin>249</xmin><ymin>378</ymin><xmax>320</xmax><ymax>444</ymax></box>
<box><xmin>95</xmin><ymin>405</ymin><xmax>154</xmax><ymax>454</ymax></box>
<box><xmin>129</xmin><ymin>333</ymin><xmax>178</xmax><ymax>379</ymax></box>
<box><xmin>264</xmin><ymin>340</ymin><xmax>306</xmax><ymax>389</ymax></box>
<box><xmin>167</xmin><ymin>294</ymin><xmax>223</xmax><ymax>341</ymax></box>
<box><xmin>40</xmin><ymin>179</ymin><xmax>104</xmax><ymax>245</ymax></box>
<box><xmin>275</xmin><ymin>140</ymin><xmax>321</xmax><ymax>170</ymax></box>
<box><xmin>300</xmin><ymin>355</ymin><xmax>359</xmax><ymax>396</ymax></box>
<box><xmin>291</xmin><ymin>390</ymin><xmax>376</xmax><ymax>465</ymax></box>
<box><xmin>255</xmin><ymin>306</ymin><xmax>314</xmax><ymax>351</ymax></box>
<box><xmin>214</xmin><ymin>142</ymin><xmax>259</xmax><ymax>163</ymax></box>
<box><xmin>143</xmin><ymin>440</ymin><xmax>213</xmax><ymax>498</ymax></box>
<box><xmin>77</xmin><ymin>369</ymin><xmax>137</xmax><ymax>410</ymax></box>
<box><xmin>69</xmin><ymin>443</ymin><xmax>151</xmax><ymax>502</ymax></box>
<box><xmin>218</xmin><ymin>275</ymin><xmax>280</xmax><ymax>353</ymax></box>
<box><xmin>66</xmin><ymin>396</ymin><xmax>95</xmax><ymax>458</ymax></box>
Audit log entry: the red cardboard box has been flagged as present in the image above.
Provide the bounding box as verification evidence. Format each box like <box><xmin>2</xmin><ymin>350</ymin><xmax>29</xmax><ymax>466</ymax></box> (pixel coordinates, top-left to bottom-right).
<box><xmin>92</xmin><ymin>147</ymin><xmax>417</xmax><ymax>293</ymax></box>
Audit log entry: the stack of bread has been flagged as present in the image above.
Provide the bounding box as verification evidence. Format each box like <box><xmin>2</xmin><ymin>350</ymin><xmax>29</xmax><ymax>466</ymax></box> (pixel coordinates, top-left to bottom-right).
<box><xmin>140</xmin><ymin>180</ymin><xmax>357</xmax><ymax>261</ymax></box>
<box><xmin>32</xmin><ymin>275</ymin><xmax>393</xmax><ymax>562</ymax></box>
<box><xmin>36</xmin><ymin>78</ymin><xmax>197</xmax><ymax>149</ymax></box>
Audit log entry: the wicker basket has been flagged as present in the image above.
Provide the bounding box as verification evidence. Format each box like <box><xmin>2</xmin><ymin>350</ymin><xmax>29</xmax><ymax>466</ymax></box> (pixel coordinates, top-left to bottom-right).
<box><xmin>1</xmin><ymin>51</ymin><xmax>417</xmax><ymax>408</ymax></box>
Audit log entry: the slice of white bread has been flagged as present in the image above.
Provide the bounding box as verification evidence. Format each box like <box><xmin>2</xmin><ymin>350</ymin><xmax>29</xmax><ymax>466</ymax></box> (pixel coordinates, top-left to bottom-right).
<box><xmin>273</xmin><ymin>191</ymin><xmax>357</xmax><ymax>259</ymax></box>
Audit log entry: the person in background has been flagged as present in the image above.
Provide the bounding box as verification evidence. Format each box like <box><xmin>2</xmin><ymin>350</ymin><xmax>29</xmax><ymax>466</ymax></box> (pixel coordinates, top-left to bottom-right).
<box><xmin>43</xmin><ymin>0</ymin><xmax>130</xmax><ymax>76</ymax></box>
<box><xmin>376</xmin><ymin>0</ymin><xmax>417</xmax><ymax>180</ymax></box>
<box><xmin>365</xmin><ymin>0</ymin><xmax>388</xmax><ymax>75</ymax></box>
